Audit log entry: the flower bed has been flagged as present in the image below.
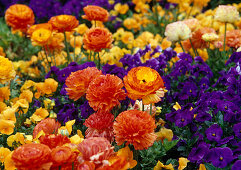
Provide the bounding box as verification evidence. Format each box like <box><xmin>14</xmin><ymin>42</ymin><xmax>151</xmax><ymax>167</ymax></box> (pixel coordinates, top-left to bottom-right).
<box><xmin>0</xmin><ymin>1</ymin><xmax>241</xmax><ymax>170</ymax></box>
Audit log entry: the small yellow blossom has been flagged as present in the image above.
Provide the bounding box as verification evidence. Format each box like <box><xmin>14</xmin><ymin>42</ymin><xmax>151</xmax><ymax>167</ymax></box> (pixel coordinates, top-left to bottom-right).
<box><xmin>12</xmin><ymin>99</ymin><xmax>29</xmax><ymax>114</ymax></box>
<box><xmin>0</xmin><ymin>147</ymin><xmax>11</xmax><ymax>163</ymax></box>
<box><xmin>173</xmin><ymin>102</ymin><xmax>181</xmax><ymax>111</ymax></box>
<box><xmin>156</xmin><ymin>127</ymin><xmax>173</xmax><ymax>142</ymax></box>
<box><xmin>1</xmin><ymin>107</ymin><xmax>17</xmax><ymax>123</ymax></box>
<box><xmin>154</xmin><ymin>160</ymin><xmax>174</xmax><ymax>170</ymax></box>
<box><xmin>0</xmin><ymin>102</ymin><xmax>7</xmax><ymax>113</ymax></box>
<box><xmin>202</xmin><ymin>33</ymin><xmax>219</xmax><ymax>42</ymax></box>
<box><xmin>0</xmin><ymin>56</ymin><xmax>16</xmax><ymax>84</ymax></box>
<box><xmin>70</xmin><ymin>134</ymin><xmax>84</xmax><ymax>144</ymax></box>
<box><xmin>30</xmin><ymin>107</ymin><xmax>49</xmax><ymax>122</ymax></box>
<box><xmin>0</xmin><ymin>119</ymin><xmax>15</xmax><ymax>135</ymax></box>
<box><xmin>199</xmin><ymin>164</ymin><xmax>206</xmax><ymax>170</ymax></box>
<box><xmin>0</xmin><ymin>86</ymin><xmax>10</xmax><ymax>102</ymax></box>
<box><xmin>114</xmin><ymin>3</ymin><xmax>129</xmax><ymax>14</ymax></box>
<box><xmin>3</xmin><ymin>152</ymin><xmax>16</xmax><ymax>170</ymax></box>
<box><xmin>178</xmin><ymin>157</ymin><xmax>189</xmax><ymax>170</ymax></box>
<box><xmin>19</xmin><ymin>89</ymin><xmax>33</xmax><ymax>103</ymax></box>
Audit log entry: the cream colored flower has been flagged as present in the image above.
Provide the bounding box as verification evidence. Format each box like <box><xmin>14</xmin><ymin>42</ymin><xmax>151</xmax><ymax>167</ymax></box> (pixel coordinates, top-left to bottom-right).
<box><xmin>165</xmin><ymin>21</ymin><xmax>191</xmax><ymax>42</ymax></box>
<box><xmin>215</xmin><ymin>5</ymin><xmax>240</xmax><ymax>23</ymax></box>
<box><xmin>202</xmin><ymin>33</ymin><xmax>219</xmax><ymax>42</ymax></box>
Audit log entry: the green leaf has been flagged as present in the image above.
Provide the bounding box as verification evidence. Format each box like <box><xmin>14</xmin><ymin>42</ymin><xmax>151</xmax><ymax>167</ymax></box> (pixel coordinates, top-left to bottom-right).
<box><xmin>163</xmin><ymin>139</ymin><xmax>179</xmax><ymax>152</ymax></box>
<box><xmin>204</xmin><ymin>163</ymin><xmax>217</xmax><ymax>170</ymax></box>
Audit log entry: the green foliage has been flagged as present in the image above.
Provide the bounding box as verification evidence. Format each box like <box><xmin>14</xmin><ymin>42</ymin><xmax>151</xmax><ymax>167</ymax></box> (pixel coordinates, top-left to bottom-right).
<box><xmin>0</xmin><ymin>18</ymin><xmax>40</xmax><ymax>61</ymax></box>
<box><xmin>139</xmin><ymin>139</ymin><xmax>179</xmax><ymax>169</ymax></box>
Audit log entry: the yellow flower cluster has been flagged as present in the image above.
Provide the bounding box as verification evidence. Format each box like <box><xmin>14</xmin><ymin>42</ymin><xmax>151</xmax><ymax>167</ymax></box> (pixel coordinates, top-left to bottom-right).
<box><xmin>0</xmin><ymin>56</ymin><xmax>16</xmax><ymax>84</ymax></box>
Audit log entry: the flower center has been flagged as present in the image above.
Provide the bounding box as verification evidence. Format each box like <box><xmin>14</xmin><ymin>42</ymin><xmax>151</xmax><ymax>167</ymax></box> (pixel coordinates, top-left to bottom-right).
<box><xmin>225</xmin><ymin>106</ymin><xmax>228</xmax><ymax>110</ymax></box>
<box><xmin>181</xmin><ymin>118</ymin><xmax>185</xmax><ymax>122</ymax></box>
<box><xmin>212</xmin><ymin>133</ymin><xmax>216</xmax><ymax>137</ymax></box>
<box><xmin>189</xmin><ymin>89</ymin><xmax>192</xmax><ymax>93</ymax></box>
<box><xmin>219</xmin><ymin>157</ymin><xmax>223</xmax><ymax>161</ymax></box>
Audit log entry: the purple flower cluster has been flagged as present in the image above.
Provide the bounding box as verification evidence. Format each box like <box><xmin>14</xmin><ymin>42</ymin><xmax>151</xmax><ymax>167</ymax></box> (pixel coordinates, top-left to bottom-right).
<box><xmin>0</xmin><ymin>0</ymin><xmax>119</xmax><ymax>19</ymax></box>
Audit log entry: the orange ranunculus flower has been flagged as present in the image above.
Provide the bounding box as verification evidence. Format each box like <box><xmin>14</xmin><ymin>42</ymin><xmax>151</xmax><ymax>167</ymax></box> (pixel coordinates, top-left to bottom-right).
<box><xmin>39</xmin><ymin>134</ymin><xmax>70</xmax><ymax>149</ymax></box>
<box><xmin>182</xmin><ymin>27</ymin><xmax>216</xmax><ymax>51</ymax></box>
<box><xmin>12</xmin><ymin>143</ymin><xmax>52</xmax><ymax>170</ymax></box>
<box><xmin>5</xmin><ymin>4</ymin><xmax>35</xmax><ymax>33</ymax></box>
<box><xmin>33</xmin><ymin>118</ymin><xmax>61</xmax><ymax>138</ymax></box>
<box><xmin>83</xmin><ymin>27</ymin><xmax>113</xmax><ymax>52</ymax></box>
<box><xmin>51</xmin><ymin>146</ymin><xmax>78</xmax><ymax>168</ymax></box>
<box><xmin>48</xmin><ymin>15</ymin><xmax>79</xmax><ymax>32</ymax></box>
<box><xmin>84</xmin><ymin>111</ymin><xmax>114</xmax><ymax>142</ymax></box>
<box><xmin>86</xmin><ymin>74</ymin><xmax>126</xmax><ymax>112</ymax></box>
<box><xmin>82</xmin><ymin>5</ymin><xmax>109</xmax><ymax>22</ymax></box>
<box><xmin>77</xmin><ymin>137</ymin><xmax>114</xmax><ymax>165</ymax></box>
<box><xmin>222</xmin><ymin>30</ymin><xmax>241</xmax><ymax>49</ymax></box>
<box><xmin>27</xmin><ymin>23</ymin><xmax>53</xmax><ymax>36</ymax></box>
<box><xmin>113</xmin><ymin>109</ymin><xmax>157</xmax><ymax>150</ymax></box>
<box><xmin>123</xmin><ymin>66</ymin><xmax>165</xmax><ymax>105</ymax></box>
<box><xmin>65</xmin><ymin>67</ymin><xmax>102</xmax><ymax>101</ymax></box>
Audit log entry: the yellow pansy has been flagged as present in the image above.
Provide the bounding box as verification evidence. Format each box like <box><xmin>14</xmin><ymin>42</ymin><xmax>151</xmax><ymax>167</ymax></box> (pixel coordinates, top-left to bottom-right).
<box><xmin>0</xmin><ymin>119</ymin><xmax>15</xmax><ymax>135</ymax></box>
<box><xmin>156</xmin><ymin>127</ymin><xmax>173</xmax><ymax>142</ymax></box>
<box><xmin>70</xmin><ymin>134</ymin><xmax>84</xmax><ymax>144</ymax></box>
<box><xmin>178</xmin><ymin>157</ymin><xmax>189</xmax><ymax>170</ymax></box>
<box><xmin>154</xmin><ymin>160</ymin><xmax>174</xmax><ymax>170</ymax></box>
<box><xmin>173</xmin><ymin>102</ymin><xmax>181</xmax><ymax>111</ymax></box>
<box><xmin>0</xmin><ymin>147</ymin><xmax>11</xmax><ymax>163</ymax></box>
<box><xmin>30</xmin><ymin>107</ymin><xmax>49</xmax><ymax>122</ymax></box>
<box><xmin>1</xmin><ymin>107</ymin><xmax>17</xmax><ymax>123</ymax></box>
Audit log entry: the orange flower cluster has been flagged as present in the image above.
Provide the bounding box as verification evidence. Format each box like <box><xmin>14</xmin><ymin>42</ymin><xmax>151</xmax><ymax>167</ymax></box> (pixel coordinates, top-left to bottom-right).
<box><xmin>113</xmin><ymin>109</ymin><xmax>157</xmax><ymax>150</ymax></box>
<box><xmin>124</xmin><ymin>66</ymin><xmax>165</xmax><ymax>105</ymax></box>
<box><xmin>82</xmin><ymin>5</ymin><xmax>109</xmax><ymax>22</ymax></box>
<box><xmin>83</xmin><ymin>27</ymin><xmax>113</xmax><ymax>52</ymax></box>
<box><xmin>12</xmin><ymin>143</ymin><xmax>52</xmax><ymax>170</ymax></box>
<box><xmin>182</xmin><ymin>27</ymin><xmax>216</xmax><ymax>50</ymax></box>
<box><xmin>39</xmin><ymin>134</ymin><xmax>71</xmax><ymax>149</ymax></box>
<box><xmin>86</xmin><ymin>74</ymin><xmax>126</xmax><ymax>112</ymax></box>
<box><xmin>51</xmin><ymin>146</ymin><xmax>78</xmax><ymax>169</ymax></box>
<box><xmin>33</xmin><ymin>118</ymin><xmax>61</xmax><ymax>138</ymax></box>
<box><xmin>77</xmin><ymin>137</ymin><xmax>114</xmax><ymax>166</ymax></box>
<box><xmin>84</xmin><ymin>111</ymin><xmax>114</xmax><ymax>142</ymax></box>
<box><xmin>5</xmin><ymin>4</ymin><xmax>35</xmax><ymax>33</ymax></box>
<box><xmin>223</xmin><ymin>30</ymin><xmax>241</xmax><ymax>49</ymax></box>
<box><xmin>48</xmin><ymin>15</ymin><xmax>79</xmax><ymax>32</ymax></box>
<box><xmin>65</xmin><ymin>67</ymin><xmax>102</xmax><ymax>101</ymax></box>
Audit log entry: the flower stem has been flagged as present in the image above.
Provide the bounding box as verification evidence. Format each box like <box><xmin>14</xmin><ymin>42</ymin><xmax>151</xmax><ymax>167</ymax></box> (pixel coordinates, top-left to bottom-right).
<box><xmin>97</xmin><ymin>52</ymin><xmax>101</xmax><ymax>69</ymax></box>
<box><xmin>179</xmin><ymin>41</ymin><xmax>186</xmax><ymax>53</ymax></box>
<box><xmin>73</xmin><ymin>35</ymin><xmax>76</xmax><ymax>62</ymax></box>
<box><xmin>133</xmin><ymin>149</ymin><xmax>139</xmax><ymax>170</ymax></box>
<box><xmin>72</xmin><ymin>162</ymin><xmax>74</xmax><ymax>170</ymax></box>
<box><xmin>64</xmin><ymin>32</ymin><xmax>71</xmax><ymax>64</ymax></box>
<box><xmin>189</xmin><ymin>38</ymin><xmax>198</xmax><ymax>57</ymax></box>
<box><xmin>223</xmin><ymin>22</ymin><xmax>227</xmax><ymax>53</ymax></box>
<box><xmin>150</xmin><ymin>103</ymin><xmax>152</xmax><ymax>115</ymax></box>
